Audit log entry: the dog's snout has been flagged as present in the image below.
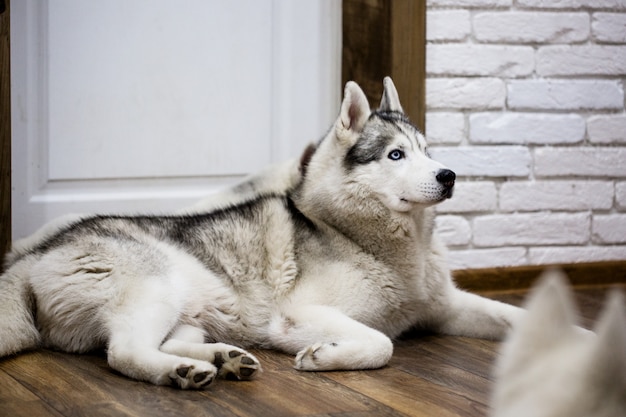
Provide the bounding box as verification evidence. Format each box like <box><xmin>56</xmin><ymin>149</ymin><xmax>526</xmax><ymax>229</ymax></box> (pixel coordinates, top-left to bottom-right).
<box><xmin>436</xmin><ymin>169</ymin><xmax>456</xmax><ymax>188</ymax></box>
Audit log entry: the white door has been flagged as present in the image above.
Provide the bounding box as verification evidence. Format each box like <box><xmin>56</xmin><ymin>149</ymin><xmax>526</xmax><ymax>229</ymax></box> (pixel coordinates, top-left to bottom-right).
<box><xmin>11</xmin><ymin>0</ymin><xmax>341</xmax><ymax>239</ymax></box>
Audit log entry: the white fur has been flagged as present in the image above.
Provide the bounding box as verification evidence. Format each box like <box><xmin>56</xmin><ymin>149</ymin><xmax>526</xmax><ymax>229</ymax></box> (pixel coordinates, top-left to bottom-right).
<box><xmin>491</xmin><ymin>270</ymin><xmax>626</xmax><ymax>417</ymax></box>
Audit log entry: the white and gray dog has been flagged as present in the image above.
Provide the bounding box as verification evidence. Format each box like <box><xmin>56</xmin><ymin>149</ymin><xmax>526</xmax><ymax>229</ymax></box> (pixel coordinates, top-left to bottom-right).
<box><xmin>0</xmin><ymin>77</ymin><xmax>523</xmax><ymax>389</ymax></box>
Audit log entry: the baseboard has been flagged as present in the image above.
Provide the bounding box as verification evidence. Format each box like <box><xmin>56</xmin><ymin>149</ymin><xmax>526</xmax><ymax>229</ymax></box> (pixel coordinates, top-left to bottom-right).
<box><xmin>453</xmin><ymin>260</ymin><xmax>626</xmax><ymax>292</ymax></box>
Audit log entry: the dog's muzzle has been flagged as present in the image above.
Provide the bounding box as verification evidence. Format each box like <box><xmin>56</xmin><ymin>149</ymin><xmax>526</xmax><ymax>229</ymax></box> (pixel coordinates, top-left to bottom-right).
<box><xmin>436</xmin><ymin>169</ymin><xmax>456</xmax><ymax>199</ymax></box>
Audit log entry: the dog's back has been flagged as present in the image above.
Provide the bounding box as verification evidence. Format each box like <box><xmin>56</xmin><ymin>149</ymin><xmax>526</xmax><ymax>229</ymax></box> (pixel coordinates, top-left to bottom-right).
<box><xmin>491</xmin><ymin>270</ymin><xmax>626</xmax><ymax>417</ymax></box>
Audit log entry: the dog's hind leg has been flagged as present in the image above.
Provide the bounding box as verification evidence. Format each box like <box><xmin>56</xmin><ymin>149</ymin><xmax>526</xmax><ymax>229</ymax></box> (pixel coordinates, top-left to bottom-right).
<box><xmin>434</xmin><ymin>288</ymin><xmax>525</xmax><ymax>340</ymax></box>
<box><xmin>105</xmin><ymin>305</ymin><xmax>218</xmax><ymax>389</ymax></box>
<box><xmin>160</xmin><ymin>324</ymin><xmax>261</xmax><ymax>381</ymax></box>
<box><xmin>269</xmin><ymin>305</ymin><xmax>393</xmax><ymax>371</ymax></box>
<box><xmin>0</xmin><ymin>259</ymin><xmax>41</xmax><ymax>357</ymax></box>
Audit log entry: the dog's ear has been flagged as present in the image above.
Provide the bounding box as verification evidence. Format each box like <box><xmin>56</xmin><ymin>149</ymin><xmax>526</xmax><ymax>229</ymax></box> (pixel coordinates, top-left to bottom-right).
<box><xmin>588</xmin><ymin>289</ymin><xmax>626</xmax><ymax>387</ymax></box>
<box><xmin>503</xmin><ymin>270</ymin><xmax>579</xmax><ymax>362</ymax></box>
<box><xmin>337</xmin><ymin>81</ymin><xmax>370</xmax><ymax>140</ymax></box>
<box><xmin>379</xmin><ymin>77</ymin><xmax>403</xmax><ymax>113</ymax></box>
<box><xmin>521</xmin><ymin>269</ymin><xmax>580</xmax><ymax>342</ymax></box>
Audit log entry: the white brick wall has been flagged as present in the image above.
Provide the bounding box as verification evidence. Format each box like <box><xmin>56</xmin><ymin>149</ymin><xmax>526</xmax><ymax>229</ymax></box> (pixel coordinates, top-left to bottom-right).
<box><xmin>507</xmin><ymin>80</ymin><xmax>623</xmax><ymax>110</ymax></box>
<box><xmin>518</xmin><ymin>0</ymin><xmax>626</xmax><ymax>9</ymax></box>
<box><xmin>426</xmin><ymin>1</ymin><xmax>626</xmax><ymax>271</ymax></box>
<box><xmin>536</xmin><ymin>45</ymin><xmax>626</xmax><ymax>76</ymax></box>
<box><xmin>499</xmin><ymin>181</ymin><xmax>614</xmax><ymax>211</ymax></box>
<box><xmin>587</xmin><ymin>115</ymin><xmax>626</xmax><ymax>144</ymax></box>
<box><xmin>593</xmin><ymin>214</ymin><xmax>626</xmax><ymax>244</ymax></box>
<box><xmin>473</xmin><ymin>12</ymin><xmax>589</xmax><ymax>43</ymax></box>
<box><xmin>427</xmin><ymin>78</ymin><xmax>505</xmax><ymax>109</ymax></box>
<box><xmin>534</xmin><ymin>148</ymin><xmax>626</xmax><ymax>177</ymax></box>
<box><xmin>431</xmin><ymin>146</ymin><xmax>531</xmax><ymax>177</ymax></box>
<box><xmin>617</xmin><ymin>183</ymin><xmax>626</xmax><ymax>209</ymax></box>
<box><xmin>473</xmin><ymin>212</ymin><xmax>591</xmax><ymax>246</ymax></box>
<box><xmin>469</xmin><ymin>113</ymin><xmax>585</xmax><ymax>144</ymax></box>
<box><xmin>593</xmin><ymin>13</ymin><xmax>626</xmax><ymax>42</ymax></box>
<box><xmin>427</xmin><ymin>45</ymin><xmax>535</xmax><ymax>77</ymax></box>
<box><xmin>425</xmin><ymin>112</ymin><xmax>465</xmax><ymax>144</ymax></box>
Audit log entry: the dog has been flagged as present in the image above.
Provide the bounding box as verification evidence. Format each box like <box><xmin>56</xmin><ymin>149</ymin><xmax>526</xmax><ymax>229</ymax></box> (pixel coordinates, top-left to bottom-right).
<box><xmin>0</xmin><ymin>77</ymin><xmax>524</xmax><ymax>389</ymax></box>
<box><xmin>491</xmin><ymin>270</ymin><xmax>626</xmax><ymax>417</ymax></box>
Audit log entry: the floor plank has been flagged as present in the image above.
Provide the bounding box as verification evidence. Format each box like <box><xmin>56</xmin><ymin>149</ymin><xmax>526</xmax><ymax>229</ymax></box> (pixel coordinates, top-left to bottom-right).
<box><xmin>0</xmin><ymin>284</ymin><xmax>623</xmax><ymax>417</ymax></box>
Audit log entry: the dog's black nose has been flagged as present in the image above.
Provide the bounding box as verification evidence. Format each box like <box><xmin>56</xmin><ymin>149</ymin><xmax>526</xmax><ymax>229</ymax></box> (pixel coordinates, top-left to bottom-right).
<box><xmin>436</xmin><ymin>169</ymin><xmax>456</xmax><ymax>188</ymax></box>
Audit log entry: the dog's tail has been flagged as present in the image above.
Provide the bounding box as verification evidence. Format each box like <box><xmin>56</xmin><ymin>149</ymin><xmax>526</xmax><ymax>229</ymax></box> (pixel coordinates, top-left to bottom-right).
<box><xmin>0</xmin><ymin>258</ymin><xmax>41</xmax><ymax>357</ymax></box>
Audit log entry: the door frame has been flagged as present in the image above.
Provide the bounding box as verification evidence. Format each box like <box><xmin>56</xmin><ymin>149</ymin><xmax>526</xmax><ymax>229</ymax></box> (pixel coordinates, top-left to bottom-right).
<box><xmin>342</xmin><ymin>0</ymin><xmax>426</xmax><ymax>131</ymax></box>
<box><xmin>1</xmin><ymin>0</ymin><xmax>10</xmax><ymax>267</ymax></box>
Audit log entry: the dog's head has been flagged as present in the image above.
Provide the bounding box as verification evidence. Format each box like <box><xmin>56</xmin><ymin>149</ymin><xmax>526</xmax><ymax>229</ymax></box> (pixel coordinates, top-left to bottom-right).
<box><xmin>301</xmin><ymin>77</ymin><xmax>454</xmax><ymax>214</ymax></box>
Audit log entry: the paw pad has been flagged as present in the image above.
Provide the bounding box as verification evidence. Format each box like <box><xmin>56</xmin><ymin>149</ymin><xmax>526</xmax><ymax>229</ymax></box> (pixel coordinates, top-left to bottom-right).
<box><xmin>170</xmin><ymin>364</ymin><xmax>215</xmax><ymax>389</ymax></box>
<box><xmin>214</xmin><ymin>349</ymin><xmax>261</xmax><ymax>380</ymax></box>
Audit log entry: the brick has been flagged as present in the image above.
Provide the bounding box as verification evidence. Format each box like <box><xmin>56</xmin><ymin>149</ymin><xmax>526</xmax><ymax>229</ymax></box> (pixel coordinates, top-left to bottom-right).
<box><xmin>529</xmin><ymin>246</ymin><xmax>626</xmax><ymax>266</ymax></box>
<box><xmin>587</xmin><ymin>115</ymin><xmax>626</xmax><ymax>144</ymax></box>
<box><xmin>427</xmin><ymin>10</ymin><xmax>470</xmax><ymax>42</ymax></box>
<box><xmin>592</xmin><ymin>214</ymin><xmax>626</xmax><ymax>244</ymax></box>
<box><xmin>474</xmin><ymin>12</ymin><xmax>589</xmax><ymax>43</ymax></box>
<box><xmin>518</xmin><ymin>0</ymin><xmax>626</xmax><ymax>8</ymax></box>
<box><xmin>428</xmin><ymin>0</ymin><xmax>512</xmax><ymax>7</ymax></box>
<box><xmin>430</xmin><ymin>146</ymin><xmax>531</xmax><ymax>177</ymax></box>
<box><xmin>435</xmin><ymin>215</ymin><xmax>471</xmax><ymax>246</ymax></box>
<box><xmin>470</xmin><ymin>113</ymin><xmax>585</xmax><ymax>145</ymax></box>
<box><xmin>593</xmin><ymin>13</ymin><xmax>626</xmax><ymax>43</ymax></box>
<box><xmin>426</xmin><ymin>112</ymin><xmax>465</xmax><ymax>144</ymax></box>
<box><xmin>436</xmin><ymin>181</ymin><xmax>497</xmax><ymax>213</ymax></box>
<box><xmin>499</xmin><ymin>180</ymin><xmax>614</xmax><ymax>211</ymax></box>
<box><xmin>426</xmin><ymin>78</ymin><xmax>505</xmax><ymax>110</ymax></box>
<box><xmin>473</xmin><ymin>212</ymin><xmax>590</xmax><ymax>246</ymax></box>
<box><xmin>617</xmin><ymin>182</ymin><xmax>626</xmax><ymax>209</ymax></box>
<box><xmin>534</xmin><ymin>147</ymin><xmax>626</xmax><ymax>177</ymax></box>
<box><xmin>507</xmin><ymin>80</ymin><xmax>623</xmax><ymax>111</ymax></box>
<box><xmin>537</xmin><ymin>45</ymin><xmax>626</xmax><ymax>76</ymax></box>
<box><xmin>427</xmin><ymin>45</ymin><xmax>534</xmax><ymax>77</ymax></box>
<box><xmin>447</xmin><ymin>248</ymin><xmax>527</xmax><ymax>270</ymax></box>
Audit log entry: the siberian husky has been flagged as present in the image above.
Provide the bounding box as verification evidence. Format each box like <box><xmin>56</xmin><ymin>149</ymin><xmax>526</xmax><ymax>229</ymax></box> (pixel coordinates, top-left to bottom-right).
<box><xmin>491</xmin><ymin>270</ymin><xmax>626</xmax><ymax>417</ymax></box>
<box><xmin>0</xmin><ymin>77</ymin><xmax>524</xmax><ymax>389</ymax></box>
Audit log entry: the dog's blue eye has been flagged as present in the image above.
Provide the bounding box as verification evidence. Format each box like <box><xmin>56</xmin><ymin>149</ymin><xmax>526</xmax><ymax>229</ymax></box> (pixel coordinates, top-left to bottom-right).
<box><xmin>388</xmin><ymin>150</ymin><xmax>404</xmax><ymax>161</ymax></box>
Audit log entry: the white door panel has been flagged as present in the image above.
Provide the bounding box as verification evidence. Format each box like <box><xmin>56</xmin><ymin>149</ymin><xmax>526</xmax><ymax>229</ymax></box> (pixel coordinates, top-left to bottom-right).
<box><xmin>47</xmin><ymin>0</ymin><xmax>272</xmax><ymax>180</ymax></box>
<box><xmin>11</xmin><ymin>0</ymin><xmax>341</xmax><ymax>238</ymax></box>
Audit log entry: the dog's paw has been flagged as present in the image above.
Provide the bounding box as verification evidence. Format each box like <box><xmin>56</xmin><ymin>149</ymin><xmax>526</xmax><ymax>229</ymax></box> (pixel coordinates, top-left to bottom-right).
<box><xmin>169</xmin><ymin>363</ymin><xmax>217</xmax><ymax>389</ymax></box>
<box><xmin>213</xmin><ymin>347</ymin><xmax>261</xmax><ymax>381</ymax></box>
<box><xmin>294</xmin><ymin>342</ymin><xmax>338</xmax><ymax>371</ymax></box>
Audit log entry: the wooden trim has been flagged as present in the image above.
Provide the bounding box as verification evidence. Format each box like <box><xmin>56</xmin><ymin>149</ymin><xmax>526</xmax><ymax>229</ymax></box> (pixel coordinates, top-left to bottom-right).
<box><xmin>342</xmin><ymin>0</ymin><xmax>426</xmax><ymax>132</ymax></box>
<box><xmin>454</xmin><ymin>261</ymin><xmax>626</xmax><ymax>292</ymax></box>
<box><xmin>0</xmin><ymin>0</ymin><xmax>10</xmax><ymax>269</ymax></box>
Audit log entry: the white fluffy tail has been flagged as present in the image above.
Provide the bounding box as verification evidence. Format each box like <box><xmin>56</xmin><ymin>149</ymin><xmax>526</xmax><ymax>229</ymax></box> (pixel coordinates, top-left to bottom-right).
<box><xmin>0</xmin><ymin>258</ymin><xmax>41</xmax><ymax>357</ymax></box>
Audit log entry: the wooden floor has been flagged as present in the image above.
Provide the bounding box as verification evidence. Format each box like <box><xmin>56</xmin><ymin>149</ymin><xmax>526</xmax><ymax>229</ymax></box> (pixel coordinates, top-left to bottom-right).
<box><xmin>0</xmin><ymin>283</ymin><xmax>623</xmax><ymax>417</ymax></box>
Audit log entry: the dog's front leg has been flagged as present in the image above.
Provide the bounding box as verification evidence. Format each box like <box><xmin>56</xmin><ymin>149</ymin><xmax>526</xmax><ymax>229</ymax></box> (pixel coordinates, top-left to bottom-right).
<box><xmin>269</xmin><ymin>305</ymin><xmax>393</xmax><ymax>371</ymax></box>
<box><xmin>434</xmin><ymin>288</ymin><xmax>526</xmax><ymax>340</ymax></box>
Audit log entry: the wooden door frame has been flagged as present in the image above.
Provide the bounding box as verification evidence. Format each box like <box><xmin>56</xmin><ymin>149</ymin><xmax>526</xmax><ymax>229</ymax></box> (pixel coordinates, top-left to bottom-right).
<box><xmin>1</xmin><ymin>0</ymin><xmax>10</xmax><ymax>269</ymax></box>
<box><xmin>342</xmin><ymin>0</ymin><xmax>426</xmax><ymax>131</ymax></box>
